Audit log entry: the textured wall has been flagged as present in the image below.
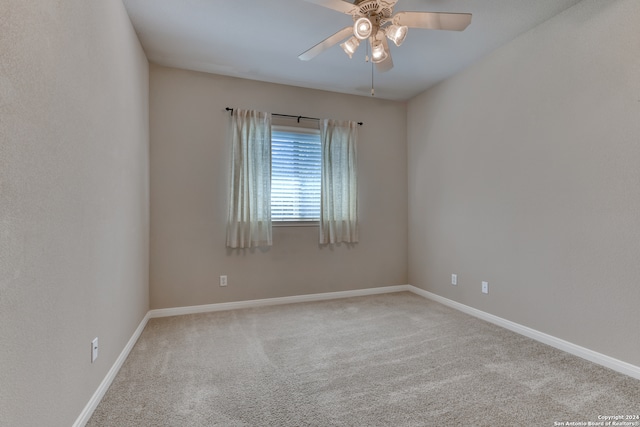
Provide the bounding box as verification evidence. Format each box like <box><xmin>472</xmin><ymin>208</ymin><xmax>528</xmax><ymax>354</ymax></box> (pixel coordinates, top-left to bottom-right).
<box><xmin>0</xmin><ymin>1</ymin><xmax>149</xmax><ymax>425</ymax></box>
<box><xmin>149</xmin><ymin>65</ymin><xmax>407</xmax><ymax>309</ymax></box>
<box><xmin>408</xmin><ymin>0</ymin><xmax>640</xmax><ymax>366</ymax></box>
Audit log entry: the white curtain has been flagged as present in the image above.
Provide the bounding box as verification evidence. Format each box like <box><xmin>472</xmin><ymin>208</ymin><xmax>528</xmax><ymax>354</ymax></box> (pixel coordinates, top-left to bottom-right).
<box><xmin>226</xmin><ymin>109</ymin><xmax>272</xmax><ymax>248</ymax></box>
<box><xmin>319</xmin><ymin>119</ymin><xmax>359</xmax><ymax>244</ymax></box>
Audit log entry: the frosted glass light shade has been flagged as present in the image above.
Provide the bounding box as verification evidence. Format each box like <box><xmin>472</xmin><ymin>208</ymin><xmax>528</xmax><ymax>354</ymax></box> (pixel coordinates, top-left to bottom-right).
<box><xmin>340</xmin><ymin>37</ymin><xmax>360</xmax><ymax>58</ymax></box>
<box><xmin>386</xmin><ymin>24</ymin><xmax>408</xmax><ymax>46</ymax></box>
<box><xmin>353</xmin><ymin>17</ymin><xmax>373</xmax><ymax>40</ymax></box>
<box><xmin>371</xmin><ymin>41</ymin><xmax>388</xmax><ymax>63</ymax></box>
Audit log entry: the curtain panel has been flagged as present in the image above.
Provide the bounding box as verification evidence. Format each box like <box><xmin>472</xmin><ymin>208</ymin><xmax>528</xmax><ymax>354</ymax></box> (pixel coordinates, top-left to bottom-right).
<box><xmin>319</xmin><ymin>119</ymin><xmax>359</xmax><ymax>244</ymax></box>
<box><xmin>226</xmin><ymin>109</ymin><xmax>272</xmax><ymax>248</ymax></box>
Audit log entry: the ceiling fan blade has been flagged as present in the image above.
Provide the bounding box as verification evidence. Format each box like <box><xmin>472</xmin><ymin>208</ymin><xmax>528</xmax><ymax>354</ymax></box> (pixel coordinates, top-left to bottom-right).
<box><xmin>303</xmin><ymin>0</ymin><xmax>359</xmax><ymax>15</ymax></box>
<box><xmin>393</xmin><ymin>12</ymin><xmax>472</xmax><ymax>31</ymax></box>
<box><xmin>298</xmin><ymin>26</ymin><xmax>354</xmax><ymax>61</ymax></box>
<box><xmin>376</xmin><ymin>38</ymin><xmax>394</xmax><ymax>73</ymax></box>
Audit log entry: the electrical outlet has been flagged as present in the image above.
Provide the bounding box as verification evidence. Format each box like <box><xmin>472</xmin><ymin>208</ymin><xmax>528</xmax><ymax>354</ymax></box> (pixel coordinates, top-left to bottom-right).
<box><xmin>451</xmin><ymin>274</ymin><xmax>457</xmax><ymax>285</ymax></box>
<box><xmin>482</xmin><ymin>281</ymin><xmax>489</xmax><ymax>294</ymax></box>
<box><xmin>219</xmin><ymin>275</ymin><xmax>227</xmax><ymax>287</ymax></box>
<box><xmin>91</xmin><ymin>337</ymin><xmax>99</xmax><ymax>363</ymax></box>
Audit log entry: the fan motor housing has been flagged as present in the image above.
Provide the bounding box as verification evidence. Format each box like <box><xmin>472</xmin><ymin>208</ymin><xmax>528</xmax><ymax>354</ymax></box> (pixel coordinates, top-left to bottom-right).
<box><xmin>354</xmin><ymin>0</ymin><xmax>393</xmax><ymax>19</ymax></box>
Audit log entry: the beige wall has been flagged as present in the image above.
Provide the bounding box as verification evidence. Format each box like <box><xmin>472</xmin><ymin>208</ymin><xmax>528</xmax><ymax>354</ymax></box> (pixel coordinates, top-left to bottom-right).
<box><xmin>149</xmin><ymin>65</ymin><xmax>407</xmax><ymax>309</ymax></box>
<box><xmin>408</xmin><ymin>0</ymin><xmax>640</xmax><ymax>367</ymax></box>
<box><xmin>0</xmin><ymin>1</ymin><xmax>149</xmax><ymax>426</ymax></box>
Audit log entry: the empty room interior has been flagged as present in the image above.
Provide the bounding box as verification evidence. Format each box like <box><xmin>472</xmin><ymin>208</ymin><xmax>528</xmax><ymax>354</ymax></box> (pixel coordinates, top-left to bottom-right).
<box><xmin>2</xmin><ymin>0</ymin><xmax>639</xmax><ymax>426</ymax></box>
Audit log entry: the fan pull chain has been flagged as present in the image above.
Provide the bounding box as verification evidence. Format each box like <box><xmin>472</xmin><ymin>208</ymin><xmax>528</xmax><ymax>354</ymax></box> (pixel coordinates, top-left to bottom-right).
<box><xmin>365</xmin><ymin>37</ymin><xmax>370</xmax><ymax>63</ymax></box>
<box><xmin>371</xmin><ymin>58</ymin><xmax>375</xmax><ymax>96</ymax></box>
<box><xmin>371</xmin><ymin>38</ymin><xmax>375</xmax><ymax>96</ymax></box>
<box><xmin>368</xmin><ymin>38</ymin><xmax>374</xmax><ymax>96</ymax></box>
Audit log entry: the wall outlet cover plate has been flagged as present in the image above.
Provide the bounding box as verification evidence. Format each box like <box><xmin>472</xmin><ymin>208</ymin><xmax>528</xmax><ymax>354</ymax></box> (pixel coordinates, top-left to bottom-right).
<box><xmin>91</xmin><ymin>337</ymin><xmax>99</xmax><ymax>363</ymax></box>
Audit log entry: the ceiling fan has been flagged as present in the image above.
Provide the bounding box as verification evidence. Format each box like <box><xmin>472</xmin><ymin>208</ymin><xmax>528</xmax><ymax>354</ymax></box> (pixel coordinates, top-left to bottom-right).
<box><xmin>298</xmin><ymin>0</ymin><xmax>472</xmax><ymax>73</ymax></box>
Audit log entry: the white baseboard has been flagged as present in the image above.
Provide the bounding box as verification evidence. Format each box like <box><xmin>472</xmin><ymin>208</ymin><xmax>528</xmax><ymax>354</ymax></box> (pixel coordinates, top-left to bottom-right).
<box><xmin>73</xmin><ymin>312</ymin><xmax>151</xmax><ymax>427</ymax></box>
<box><xmin>407</xmin><ymin>285</ymin><xmax>640</xmax><ymax>381</ymax></box>
<box><xmin>149</xmin><ymin>285</ymin><xmax>411</xmax><ymax>318</ymax></box>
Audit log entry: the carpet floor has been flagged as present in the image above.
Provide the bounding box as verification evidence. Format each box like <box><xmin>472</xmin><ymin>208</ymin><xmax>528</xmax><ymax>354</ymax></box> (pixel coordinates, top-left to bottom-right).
<box><xmin>87</xmin><ymin>292</ymin><xmax>639</xmax><ymax>426</ymax></box>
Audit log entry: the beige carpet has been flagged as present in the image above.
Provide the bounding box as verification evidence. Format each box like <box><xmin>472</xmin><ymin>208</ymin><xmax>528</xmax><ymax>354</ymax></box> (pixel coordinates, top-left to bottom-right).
<box><xmin>88</xmin><ymin>292</ymin><xmax>639</xmax><ymax>426</ymax></box>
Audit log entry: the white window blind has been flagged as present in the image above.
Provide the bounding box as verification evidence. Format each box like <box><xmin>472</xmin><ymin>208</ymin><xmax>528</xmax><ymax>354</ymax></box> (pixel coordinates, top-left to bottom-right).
<box><xmin>271</xmin><ymin>126</ymin><xmax>321</xmax><ymax>222</ymax></box>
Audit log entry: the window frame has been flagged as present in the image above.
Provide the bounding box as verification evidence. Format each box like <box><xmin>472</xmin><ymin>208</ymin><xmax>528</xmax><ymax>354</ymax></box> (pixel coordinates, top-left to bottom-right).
<box><xmin>270</xmin><ymin>124</ymin><xmax>322</xmax><ymax>227</ymax></box>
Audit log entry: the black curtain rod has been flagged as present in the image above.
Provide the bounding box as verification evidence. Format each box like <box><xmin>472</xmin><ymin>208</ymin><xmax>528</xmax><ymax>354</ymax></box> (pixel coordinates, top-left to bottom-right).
<box><xmin>225</xmin><ymin>108</ymin><xmax>363</xmax><ymax>126</ymax></box>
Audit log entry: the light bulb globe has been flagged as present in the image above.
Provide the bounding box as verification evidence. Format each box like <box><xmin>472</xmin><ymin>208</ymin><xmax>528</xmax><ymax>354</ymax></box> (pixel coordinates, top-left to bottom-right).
<box><xmin>340</xmin><ymin>36</ymin><xmax>360</xmax><ymax>59</ymax></box>
<box><xmin>371</xmin><ymin>40</ymin><xmax>388</xmax><ymax>63</ymax></box>
<box><xmin>353</xmin><ymin>17</ymin><xmax>373</xmax><ymax>40</ymax></box>
<box><xmin>386</xmin><ymin>25</ymin><xmax>408</xmax><ymax>46</ymax></box>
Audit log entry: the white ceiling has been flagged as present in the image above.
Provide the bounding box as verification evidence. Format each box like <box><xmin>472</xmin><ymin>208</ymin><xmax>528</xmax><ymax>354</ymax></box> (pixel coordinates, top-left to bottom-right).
<box><xmin>122</xmin><ymin>0</ymin><xmax>584</xmax><ymax>101</ymax></box>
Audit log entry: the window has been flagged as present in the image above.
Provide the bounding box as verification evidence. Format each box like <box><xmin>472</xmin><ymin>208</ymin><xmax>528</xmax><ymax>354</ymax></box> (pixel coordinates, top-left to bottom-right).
<box><xmin>271</xmin><ymin>126</ymin><xmax>321</xmax><ymax>222</ymax></box>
